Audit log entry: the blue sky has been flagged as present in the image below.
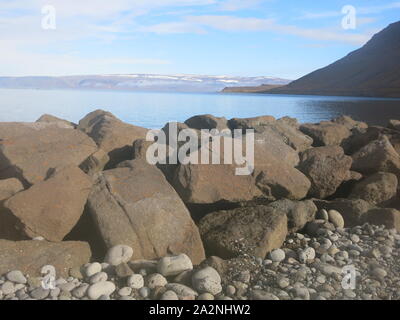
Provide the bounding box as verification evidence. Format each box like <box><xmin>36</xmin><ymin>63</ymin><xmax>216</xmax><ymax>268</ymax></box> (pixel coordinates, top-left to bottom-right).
<box><xmin>1</xmin><ymin>0</ymin><xmax>399</xmax><ymax>79</ymax></box>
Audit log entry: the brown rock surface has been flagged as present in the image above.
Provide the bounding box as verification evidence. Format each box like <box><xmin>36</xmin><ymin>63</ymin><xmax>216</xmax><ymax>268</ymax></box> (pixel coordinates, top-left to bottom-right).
<box><xmin>87</xmin><ymin>159</ymin><xmax>205</xmax><ymax>264</ymax></box>
<box><xmin>3</xmin><ymin>166</ymin><xmax>92</xmax><ymax>241</ymax></box>
<box><xmin>300</xmin><ymin>122</ymin><xmax>351</xmax><ymax>147</ymax></box>
<box><xmin>78</xmin><ymin>110</ymin><xmax>148</xmax><ymax>168</ymax></box>
<box><xmin>0</xmin><ymin>240</ymin><xmax>91</xmax><ymax>277</ymax></box>
<box><xmin>349</xmin><ymin>172</ymin><xmax>398</xmax><ymax>206</ymax></box>
<box><xmin>0</xmin><ymin>127</ymin><xmax>97</xmax><ymax>185</ymax></box>
<box><xmin>298</xmin><ymin>146</ymin><xmax>353</xmax><ymax>199</ymax></box>
<box><xmin>198</xmin><ymin>205</ymin><xmax>288</xmax><ymax>259</ymax></box>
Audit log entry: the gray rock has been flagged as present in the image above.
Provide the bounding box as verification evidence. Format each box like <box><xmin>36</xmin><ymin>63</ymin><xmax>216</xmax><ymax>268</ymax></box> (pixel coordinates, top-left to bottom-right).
<box><xmin>118</xmin><ymin>287</ymin><xmax>132</xmax><ymax>297</ymax></box>
<box><xmin>328</xmin><ymin>210</ymin><xmax>345</xmax><ymax>228</ymax></box>
<box><xmin>85</xmin><ymin>263</ymin><xmax>102</xmax><ymax>278</ymax></box>
<box><xmin>161</xmin><ymin>290</ymin><xmax>179</xmax><ymax>300</ymax></box>
<box><xmin>72</xmin><ymin>284</ymin><xmax>89</xmax><ymax>299</ymax></box>
<box><xmin>166</xmin><ymin>283</ymin><xmax>198</xmax><ymax>300</ymax></box>
<box><xmin>269</xmin><ymin>249</ymin><xmax>286</xmax><ymax>262</ymax></box>
<box><xmin>87</xmin><ymin>282</ymin><xmax>116</xmax><ymax>300</ymax></box>
<box><xmin>198</xmin><ymin>293</ymin><xmax>215</xmax><ymax>300</ymax></box>
<box><xmin>192</xmin><ymin>267</ymin><xmax>222</xmax><ymax>295</ymax></box>
<box><xmin>104</xmin><ymin>245</ymin><xmax>134</xmax><ymax>266</ymax></box>
<box><xmin>157</xmin><ymin>254</ymin><xmax>193</xmax><ymax>277</ymax></box>
<box><xmin>30</xmin><ymin>287</ymin><xmax>50</xmax><ymax>300</ymax></box>
<box><xmin>1</xmin><ymin>281</ymin><xmax>15</xmax><ymax>295</ymax></box>
<box><xmin>127</xmin><ymin>274</ymin><xmax>144</xmax><ymax>289</ymax></box>
<box><xmin>139</xmin><ymin>287</ymin><xmax>151</xmax><ymax>298</ymax></box>
<box><xmin>90</xmin><ymin>272</ymin><xmax>108</xmax><ymax>284</ymax></box>
<box><xmin>298</xmin><ymin>247</ymin><xmax>316</xmax><ymax>263</ymax></box>
<box><xmin>146</xmin><ymin>273</ymin><xmax>168</xmax><ymax>289</ymax></box>
<box><xmin>6</xmin><ymin>271</ymin><xmax>27</xmax><ymax>284</ymax></box>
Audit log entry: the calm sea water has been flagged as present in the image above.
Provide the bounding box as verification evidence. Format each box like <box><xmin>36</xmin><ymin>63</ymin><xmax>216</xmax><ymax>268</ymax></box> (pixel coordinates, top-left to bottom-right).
<box><xmin>1</xmin><ymin>88</ymin><xmax>400</xmax><ymax>129</ymax></box>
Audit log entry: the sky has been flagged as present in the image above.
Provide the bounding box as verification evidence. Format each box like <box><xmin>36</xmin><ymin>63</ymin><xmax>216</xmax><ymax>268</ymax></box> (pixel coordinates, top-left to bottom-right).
<box><xmin>0</xmin><ymin>0</ymin><xmax>399</xmax><ymax>79</ymax></box>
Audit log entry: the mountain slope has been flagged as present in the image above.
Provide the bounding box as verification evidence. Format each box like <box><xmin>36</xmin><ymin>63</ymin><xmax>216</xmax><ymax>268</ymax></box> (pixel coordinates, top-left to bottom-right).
<box><xmin>266</xmin><ymin>21</ymin><xmax>400</xmax><ymax>98</ymax></box>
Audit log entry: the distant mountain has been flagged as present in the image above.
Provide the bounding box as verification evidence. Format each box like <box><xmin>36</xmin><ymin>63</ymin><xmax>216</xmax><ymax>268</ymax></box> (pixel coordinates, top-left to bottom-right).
<box><xmin>266</xmin><ymin>21</ymin><xmax>400</xmax><ymax>98</ymax></box>
<box><xmin>0</xmin><ymin>74</ymin><xmax>291</xmax><ymax>93</ymax></box>
<box><xmin>222</xmin><ymin>84</ymin><xmax>285</xmax><ymax>93</ymax></box>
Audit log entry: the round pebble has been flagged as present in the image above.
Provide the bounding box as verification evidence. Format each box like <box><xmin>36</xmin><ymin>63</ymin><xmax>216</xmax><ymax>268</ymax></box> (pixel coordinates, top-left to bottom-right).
<box><xmin>269</xmin><ymin>249</ymin><xmax>286</xmax><ymax>262</ymax></box>
<box><xmin>105</xmin><ymin>245</ymin><xmax>133</xmax><ymax>266</ymax></box>
<box><xmin>127</xmin><ymin>274</ymin><xmax>144</xmax><ymax>289</ymax></box>
<box><xmin>87</xmin><ymin>282</ymin><xmax>116</xmax><ymax>300</ymax></box>
<box><xmin>6</xmin><ymin>271</ymin><xmax>27</xmax><ymax>284</ymax></box>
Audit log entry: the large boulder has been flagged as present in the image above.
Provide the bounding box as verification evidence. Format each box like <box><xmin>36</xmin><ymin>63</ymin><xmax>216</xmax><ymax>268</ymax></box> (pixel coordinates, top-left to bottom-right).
<box><xmin>298</xmin><ymin>146</ymin><xmax>352</xmax><ymax>199</ymax></box>
<box><xmin>3</xmin><ymin>166</ymin><xmax>92</xmax><ymax>241</ymax></box>
<box><xmin>351</xmin><ymin>136</ymin><xmax>400</xmax><ymax>177</ymax></box>
<box><xmin>254</xmin><ymin>131</ymin><xmax>300</xmax><ymax>167</ymax></box>
<box><xmin>0</xmin><ymin>240</ymin><xmax>91</xmax><ymax>278</ymax></box>
<box><xmin>36</xmin><ymin>114</ymin><xmax>77</xmax><ymax>129</ymax></box>
<box><xmin>172</xmin><ymin>163</ymin><xmax>262</xmax><ymax>204</ymax></box>
<box><xmin>300</xmin><ymin>121</ymin><xmax>351</xmax><ymax>147</ymax></box>
<box><xmin>87</xmin><ymin>159</ymin><xmax>205</xmax><ymax>265</ymax></box>
<box><xmin>0</xmin><ymin>127</ymin><xmax>97</xmax><ymax>186</ymax></box>
<box><xmin>254</xmin><ymin>160</ymin><xmax>311</xmax><ymax>201</ymax></box>
<box><xmin>170</xmin><ymin>135</ymin><xmax>310</xmax><ymax>204</ymax></box>
<box><xmin>363</xmin><ymin>208</ymin><xmax>400</xmax><ymax>231</ymax></box>
<box><xmin>0</xmin><ymin>121</ymin><xmax>76</xmax><ymax>141</ymax></box>
<box><xmin>78</xmin><ymin>110</ymin><xmax>148</xmax><ymax>168</ymax></box>
<box><xmin>198</xmin><ymin>206</ymin><xmax>288</xmax><ymax>259</ymax></box>
<box><xmin>349</xmin><ymin>172</ymin><xmax>398</xmax><ymax>206</ymax></box>
<box><xmin>229</xmin><ymin>116</ymin><xmax>313</xmax><ymax>152</ymax></box>
<box><xmin>228</xmin><ymin>116</ymin><xmax>276</xmax><ymax>132</ymax></box>
<box><xmin>268</xmin><ymin>199</ymin><xmax>317</xmax><ymax>233</ymax></box>
<box><xmin>185</xmin><ymin>115</ymin><xmax>228</xmax><ymax>131</ymax></box>
<box><xmin>314</xmin><ymin>198</ymin><xmax>374</xmax><ymax>227</ymax></box>
<box><xmin>332</xmin><ymin>115</ymin><xmax>368</xmax><ymax>131</ymax></box>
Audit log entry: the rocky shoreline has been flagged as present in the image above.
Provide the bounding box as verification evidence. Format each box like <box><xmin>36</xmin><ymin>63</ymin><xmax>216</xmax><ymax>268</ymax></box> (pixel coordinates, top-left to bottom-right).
<box><xmin>0</xmin><ymin>111</ymin><xmax>400</xmax><ymax>300</ymax></box>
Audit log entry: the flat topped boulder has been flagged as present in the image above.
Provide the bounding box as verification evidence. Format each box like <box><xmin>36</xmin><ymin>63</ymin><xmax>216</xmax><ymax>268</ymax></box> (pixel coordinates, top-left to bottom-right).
<box><xmin>228</xmin><ymin>116</ymin><xmax>276</xmax><ymax>131</ymax></box>
<box><xmin>3</xmin><ymin>166</ymin><xmax>92</xmax><ymax>241</ymax></box>
<box><xmin>198</xmin><ymin>205</ymin><xmax>288</xmax><ymax>259</ymax></box>
<box><xmin>300</xmin><ymin>121</ymin><xmax>351</xmax><ymax>147</ymax></box>
<box><xmin>229</xmin><ymin>115</ymin><xmax>313</xmax><ymax>152</ymax></box>
<box><xmin>298</xmin><ymin>146</ymin><xmax>353</xmax><ymax>199</ymax></box>
<box><xmin>170</xmin><ymin>135</ymin><xmax>310</xmax><ymax>205</ymax></box>
<box><xmin>87</xmin><ymin>159</ymin><xmax>205</xmax><ymax>264</ymax></box>
<box><xmin>0</xmin><ymin>121</ymin><xmax>75</xmax><ymax>141</ymax></box>
<box><xmin>184</xmin><ymin>114</ymin><xmax>229</xmax><ymax>131</ymax></box>
<box><xmin>351</xmin><ymin>136</ymin><xmax>400</xmax><ymax>177</ymax></box>
<box><xmin>0</xmin><ymin>240</ymin><xmax>91</xmax><ymax>278</ymax></box>
<box><xmin>0</xmin><ymin>127</ymin><xmax>97</xmax><ymax>186</ymax></box>
<box><xmin>78</xmin><ymin>110</ymin><xmax>148</xmax><ymax>168</ymax></box>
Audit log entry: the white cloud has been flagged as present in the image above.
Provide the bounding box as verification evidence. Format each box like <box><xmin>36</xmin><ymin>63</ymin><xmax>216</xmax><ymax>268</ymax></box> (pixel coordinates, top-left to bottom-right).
<box><xmin>142</xmin><ymin>15</ymin><xmax>372</xmax><ymax>45</ymax></box>
<box><xmin>218</xmin><ymin>0</ymin><xmax>265</xmax><ymax>11</ymax></box>
<box><xmin>299</xmin><ymin>1</ymin><xmax>400</xmax><ymax>20</ymax></box>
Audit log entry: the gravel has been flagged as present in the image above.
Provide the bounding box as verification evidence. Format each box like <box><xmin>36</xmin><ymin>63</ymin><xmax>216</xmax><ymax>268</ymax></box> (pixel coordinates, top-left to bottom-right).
<box><xmin>1</xmin><ymin>221</ymin><xmax>399</xmax><ymax>300</ymax></box>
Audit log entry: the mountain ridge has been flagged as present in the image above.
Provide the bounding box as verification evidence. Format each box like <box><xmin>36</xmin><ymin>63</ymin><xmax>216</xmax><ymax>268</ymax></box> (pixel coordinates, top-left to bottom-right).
<box><xmin>0</xmin><ymin>74</ymin><xmax>291</xmax><ymax>93</ymax></box>
<box><xmin>224</xmin><ymin>21</ymin><xmax>400</xmax><ymax>98</ymax></box>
